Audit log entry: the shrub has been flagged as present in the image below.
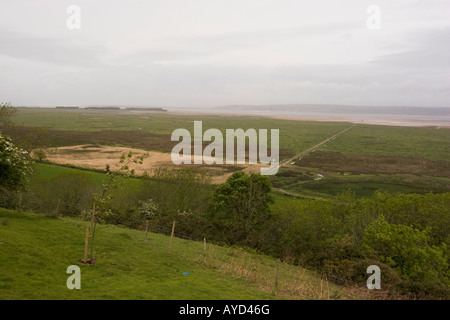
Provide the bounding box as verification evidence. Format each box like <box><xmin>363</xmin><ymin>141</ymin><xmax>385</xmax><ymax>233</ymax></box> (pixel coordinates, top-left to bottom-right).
<box><xmin>0</xmin><ymin>134</ymin><xmax>33</xmax><ymax>191</ymax></box>
<box><xmin>362</xmin><ymin>215</ymin><xmax>449</xmax><ymax>286</ymax></box>
<box><xmin>211</xmin><ymin>172</ymin><xmax>273</xmax><ymax>245</ymax></box>
<box><xmin>29</xmin><ymin>172</ymin><xmax>97</xmax><ymax>216</ymax></box>
<box><xmin>322</xmin><ymin>258</ymin><xmax>403</xmax><ymax>289</ymax></box>
<box><xmin>143</xmin><ymin>167</ymin><xmax>213</xmax><ymax>217</ymax></box>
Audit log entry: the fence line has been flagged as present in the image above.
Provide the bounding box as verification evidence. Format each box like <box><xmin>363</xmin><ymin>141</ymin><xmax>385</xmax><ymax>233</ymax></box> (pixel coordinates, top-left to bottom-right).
<box><xmin>139</xmin><ymin>220</ymin><xmax>365</xmax><ymax>300</ymax></box>
<box><xmin>0</xmin><ymin>191</ymin><xmax>230</xmax><ymax>249</ymax></box>
<box><xmin>0</xmin><ymin>191</ymin><xmax>65</xmax><ymax>215</ymax></box>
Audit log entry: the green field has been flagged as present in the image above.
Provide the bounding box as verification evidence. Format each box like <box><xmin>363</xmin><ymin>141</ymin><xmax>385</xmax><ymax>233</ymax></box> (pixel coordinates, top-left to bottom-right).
<box><xmin>319</xmin><ymin>124</ymin><xmax>450</xmax><ymax>161</ymax></box>
<box><xmin>33</xmin><ymin>163</ymin><xmax>106</xmax><ymax>184</ymax></box>
<box><xmin>12</xmin><ymin>108</ymin><xmax>450</xmax><ymax>160</ymax></box>
<box><xmin>7</xmin><ymin>107</ymin><xmax>450</xmax><ymax>199</ymax></box>
<box><xmin>272</xmin><ymin>166</ymin><xmax>450</xmax><ymax>199</ymax></box>
<box><xmin>0</xmin><ymin>208</ymin><xmax>364</xmax><ymax>300</ymax></box>
<box><xmin>11</xmin><ymin>108</ymin><xmax>353</xmax><ymax>158</ymax></box>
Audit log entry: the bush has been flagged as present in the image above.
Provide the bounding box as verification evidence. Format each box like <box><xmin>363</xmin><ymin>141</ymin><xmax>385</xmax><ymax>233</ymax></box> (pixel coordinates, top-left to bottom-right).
<box><xmin>0</xmin><ymin>187</ymin><xmax>19</xmax><ymax>209</ymax></box>
<box><xmin>29</xmin><ymin>172</ymin><xmax>97</xmax><ymax>216</ymax></box>
<box><xmin>102</xmin><ymin>180</ymin><xmax>147</xmax><ymax>228</ymax></box>
<box><xmin>362</xmin><ymin>215</ymin><xmax>449</xmax><ymax>286</ymax></box>
<box><xmin>0</xmin><ymin>134</ymin><xmax>33</xmax><ymax>191</ymax></box>
<box><xmin>32</xmin><ymin>149</ymin><xmax>47</xmax><ymax>162</ymax></box>
<box><xmin>322</xmin><ymin>258</ymin><xmax>403</xmax><ymax>289</ymax></box>
<box><xmin>142</xmin><ymin>167</ymin><xmax>213</xmax><ymax>217</ymax></box>
<box><xmin>397</xmin><ymin>279</ymin><xmax>450</xmax><ymax>300</ymax></box>
<box><xmin>210</xmin><ymin>172</ymin><xmax>273</xmax><ymax>245</ymax></box>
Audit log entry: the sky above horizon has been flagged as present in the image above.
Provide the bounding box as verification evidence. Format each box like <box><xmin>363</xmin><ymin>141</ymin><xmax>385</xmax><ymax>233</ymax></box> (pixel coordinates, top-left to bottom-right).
<box><xmin>0</xmin><ymin>0</ymin><xmax>449</xmax><ymax>108</ymax></box>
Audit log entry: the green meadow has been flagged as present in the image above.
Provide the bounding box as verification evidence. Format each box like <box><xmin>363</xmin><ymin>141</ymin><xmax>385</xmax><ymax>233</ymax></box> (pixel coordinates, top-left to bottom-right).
<box><xmin>319</xmin><ymin>124</ymin><xmax>450</xmax><ymax>161</ymax></box>
<box><xmin>13</xmin><ymin>108</ymin><xmax>450</xmax><ymax>160</ymax></box>
<box><xmin>0</xmin><ymin>208</ymin><xmax>363</xmax><ymax>300</ymax></box>
<box><xmin>12</xmin><ymin>107</ymin><xmax>449</xmax><ymax>161</ymax></box>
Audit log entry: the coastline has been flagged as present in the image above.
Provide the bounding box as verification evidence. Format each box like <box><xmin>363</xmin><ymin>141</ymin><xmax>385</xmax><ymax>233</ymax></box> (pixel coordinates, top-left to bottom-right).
<box><xmin>163</xmin><ymin>108</ymin><xmax>450</xmax><ymax>128</ymax></box>
<box><xmin>18</xmin><ymin>106</ymin><xmax>450</xmax><ymax>128</ymax></box>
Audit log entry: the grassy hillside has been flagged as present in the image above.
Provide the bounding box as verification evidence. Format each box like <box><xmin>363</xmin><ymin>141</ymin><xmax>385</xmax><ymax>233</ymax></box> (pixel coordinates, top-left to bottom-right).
<box><xmin>0</xmin><ymin>208</ymin><xmax>366</xmax><ymax>300</ymax></box>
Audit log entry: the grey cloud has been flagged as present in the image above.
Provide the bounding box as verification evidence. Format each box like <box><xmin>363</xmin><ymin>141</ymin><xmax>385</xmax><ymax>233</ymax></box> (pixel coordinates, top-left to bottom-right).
<box><xmin>130</xmin><ymin>21</ymin><xmax>360</xmax><ymax>63</ymax></box>
<box><xmin>2</xmin><ymin>56</ymin><xmax>447</xmax><ymax>107</ymax></box>
<box><xmin>370</xmin><ymin>27</ymin><xmax>450</xmax><ymax>70</ymax></box>
<box><xmin>271</xmin><ymin>27</ymin><xmax>450</xmax><ymax>87</ymax></box>
<box><xmin>1</xmin><ymin>4</ymin><xmax>448</xmax><ymax>108</ymax></box>
<box><xmin>0</xmin><ymin>29</ymin><xmax>106</xmax><ymax>67</ymax></box>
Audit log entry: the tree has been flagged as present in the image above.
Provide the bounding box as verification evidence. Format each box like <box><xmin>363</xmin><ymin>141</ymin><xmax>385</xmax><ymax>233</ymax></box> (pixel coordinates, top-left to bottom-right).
<box><xmin>0</xmin><ymin>103</ymin><xmax>49</xmax><ymax>153</ymax></box>
<box><xmin>0</xmin><ymin>134</ymin><xmax>33</xmax><ymax>191</ymax></box>
<box><xmin>88</xmin><ymin>151</ymin><xmax>147</xmax><ymax>262</ymax></box>
<box><xmin>137</xmin><ymin>199</ymin><xmax>160</xmax><ymax>220</ymax></box>
<box><xmin>362</xmin><ymin>215</ymin><xmax>449</xmax><ymax>285</ymax></box>
<box><xmin>211</xmin><ymin>171</ymin><xmax>273</xmax><ymax>243</ymax></box>
<box><xmin>0</xmin><ymin>102</ymin><xmax>16</xmax><ymax>133</ymax></box>
<box><xmin>33</xmin><ymin>149</ymin><xmax>47</xmax><ymax>162</ymax></box>
<box><xmin>144</xmin><ymin>167</ymin><xmax>212</xmax><ymax>217</ymax></box>
<box><xmin>32</xmin><ymin>172</ymin><xmax>96</xmax><ymax>216</ymax></box>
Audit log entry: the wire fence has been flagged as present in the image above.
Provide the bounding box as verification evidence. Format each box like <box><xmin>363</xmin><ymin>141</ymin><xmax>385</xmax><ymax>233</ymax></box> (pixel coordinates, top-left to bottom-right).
<box><xmin>146</xmin><ymin>223</ymin><xmax>196</xmax><ymax>241</ymax></box>
<box><xmin>136</xmin><ymin>219</ymin><xmax>375</xmax><ymax>300</ymax></box>
<box><xmin>0</xmin><ymin>191</ymin><xmax>84</xmax><ymax>217</ymax></box>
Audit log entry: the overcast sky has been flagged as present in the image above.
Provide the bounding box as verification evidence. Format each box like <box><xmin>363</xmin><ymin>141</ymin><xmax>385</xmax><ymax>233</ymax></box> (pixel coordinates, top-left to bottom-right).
<box><xmin>0</xmin><ymin>0</ymin><xmax>449</xmax><ymax>108</ymax></box>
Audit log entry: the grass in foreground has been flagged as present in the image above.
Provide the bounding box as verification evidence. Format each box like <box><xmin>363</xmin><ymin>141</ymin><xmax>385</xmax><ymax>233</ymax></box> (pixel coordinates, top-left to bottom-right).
<box><xmin>0</xmin><ymin>209</ymin><xmax>368</xmax><ymax>300</ymax></box>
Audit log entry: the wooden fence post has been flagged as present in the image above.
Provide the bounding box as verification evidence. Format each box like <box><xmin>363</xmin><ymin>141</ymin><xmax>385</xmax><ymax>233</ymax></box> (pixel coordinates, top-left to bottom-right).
<box><xmin>90</xmin><ymin>201</ymin><xmax>96</xmax><ymax>230</ymax></box>
<box><xmin>203</xmin><ymin>238</ymin><xmax>206</xmax><ymax>264</ymax></box>
<box><xmin>83</xmin><ymin>226</ymin><xmax>90</xmax><ymax>263</ymax></box>
<box><xmin>18</xmin><ymin>193</ymin><xmax>22</xmax><ymax>212</ymax></box>
<box><xmin>168</xmin><ymin>220</ymin><xmax>176</xmax><ymax>252</ymax></box>
<box><xmin>274</xmin><ymin>259</ymin><xmax>279</xmax><ymax>294</ymax></box>
<box><xmin>144</xmin><ymin>220</ymin><xmax>149</xmax><ymax>243</ymax></box>
<box><xmin>89</xmin><ymin>201</ymin><xmax>96</xmax><ymax>261</ymax></box>
<box><xmin>54</xmin><ymin>199</ymin><xmax>60</xmax><ymax>216</ymax></box>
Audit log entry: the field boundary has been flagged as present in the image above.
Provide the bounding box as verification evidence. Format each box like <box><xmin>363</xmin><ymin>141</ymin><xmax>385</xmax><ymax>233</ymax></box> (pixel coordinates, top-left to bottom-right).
<box><xmin>279</xmin><ymin>125</ymin><xmax>354</xmax><ymax>168</ymax></box>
